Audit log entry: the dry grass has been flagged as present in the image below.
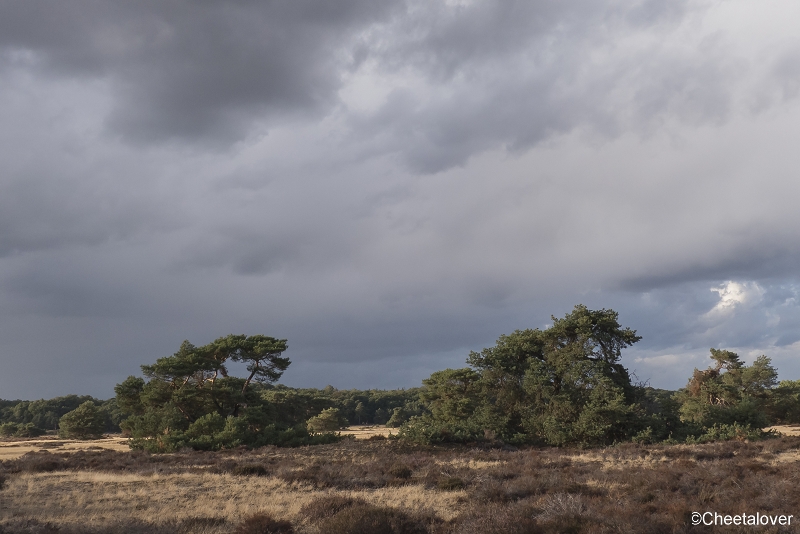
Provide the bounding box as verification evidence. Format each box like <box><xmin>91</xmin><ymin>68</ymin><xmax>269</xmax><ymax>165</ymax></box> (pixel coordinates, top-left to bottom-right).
<box><xmin>2</xmin><ymin>437</ymin><xmax>800</xmax><ymax>533</ymax></box>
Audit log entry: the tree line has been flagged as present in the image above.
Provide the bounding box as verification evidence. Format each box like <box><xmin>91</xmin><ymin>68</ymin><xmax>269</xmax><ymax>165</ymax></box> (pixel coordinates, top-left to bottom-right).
<box><xmin>0</xmin><ymin>395</ymin><xmax>124</xmax><ymax>439</ymax></box>
<box><xmin>4</xmin><ymin>305</ymin><xmax>800</xmax><ymax>449</ymax></box>
<box><xmin>400</xmin><ymin>306</ymin><xmax>800</xmax><ymax>446</ymax></box>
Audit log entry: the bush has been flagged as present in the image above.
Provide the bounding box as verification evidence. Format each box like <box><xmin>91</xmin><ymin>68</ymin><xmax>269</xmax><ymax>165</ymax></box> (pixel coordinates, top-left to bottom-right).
<box><xmin>687</xmin><ymin>423</ymin><xmax>775</xmax><ymax>444</ymax></box>
<box><xmin>177</xmin><ymin>516</ymin><xmax>228</xmax><ymax>532</ymax></box>
<box><xmin>233</xmin><ymin>513</ymin><xmax>293</xmax><ymax>534</ymax></box>
<box><xmin>318</xmin><ymin>505</ymin><xmax>428</xmax><ymax>534</ymax></box>
<box><xmin>0</xmin><ymin>422</ymin><xmax>46</xmax><ymax>438</ymax></box>
<box><xmin>436</xmin><ymin>476</ymin><xmax>464</xmax><ymax>491</ymax></box>
<box><xmin>58</xmin><ymin>401</ymin><xmax>105</xmax><ymax>440</ymax></box>
<box><xmin>13</xmin><ymin>451</ymin><xmax>64</xmax><ymax>473</ymax></box>
<box><xmin>387</xmin><ymin>464</ymin><xmax>412</xmax><ymax>479</ymax></box>
<box><xmin>232</xmin><ymin>464</ymin><xmax>269</xmax><ymax>477</ymax></box>
<box><xmin>298</xmin><ymin>496</ymin><xmax>369</xmax><ymax>522</ymax></box>
<box><xmin>307</xmin><ymin>408</ymin><xmax>346</xmax><ymax>433</ymax></box>
<box><xmin>397</xmin><ymin>415</ymin><xmax>483</xmax><ymax>445</ymax></box>
<box><xmin>456</xmin><ymin>504</ymin><xmax>540</xmax><ymax>534</ymax></box>
<box><xmin>0</xmin><ymin>422</ymin><xmax>17</xmax><ymax>437</ymax></box>
<box><xmin>386</xmin><ymin>407</ymin><xmax>409</xmax><ymax>428</ymax></box>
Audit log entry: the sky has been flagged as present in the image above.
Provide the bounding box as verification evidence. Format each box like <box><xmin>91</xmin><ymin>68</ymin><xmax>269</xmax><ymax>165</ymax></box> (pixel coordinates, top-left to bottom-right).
<box><xmin>2</xmin><ymin>0</ymin><xmax>800</xmax><ymax>400</ymax></box>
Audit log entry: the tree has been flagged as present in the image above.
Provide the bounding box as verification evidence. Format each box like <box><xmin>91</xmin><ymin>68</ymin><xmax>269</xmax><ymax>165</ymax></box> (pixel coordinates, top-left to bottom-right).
<box><xmin>404</xmin><ymin>305</ymin><xmax>644</xmax><ymax>446</ymax></box>
<box><xmin>59</xmin><ymin>401</ymin><xmax>105</xmax><ymax>439</ymax></box>
<box><xmin>373</xmin><ymin>408</ymin><xmax>389</xmax><ymax>425</ymax></box>
<box><xmin>207</xmin><ymin>335</ymin><xmax>290</xmax><ymax>394</ymax></box>
<box><xmin>307</xmin><ymin>408</ymin><xmax>346</xmax><ymax>432</ymax></box>
<box><xmin>354</xmin><ymin>402</ymin><xmax>367</xmax><ymax>424</ymax></box>
<box><xmin>766</xmin><ymin>380</ymin><xmax>800</xmax><ymax>424</ymax></box>
<box><xmin>677</xmin><ymin>349</ymin><xmax>778</xmax><ymax>429</ymax></box>
<box><xmin>116</xmin><ymin>334</ymin><xmax>305</xmax><ymax>451</ymax></box>
<box><xmin>421</xmin><ymin>368</ymin><xmax>482</xmax><ymax>422</ymax></box>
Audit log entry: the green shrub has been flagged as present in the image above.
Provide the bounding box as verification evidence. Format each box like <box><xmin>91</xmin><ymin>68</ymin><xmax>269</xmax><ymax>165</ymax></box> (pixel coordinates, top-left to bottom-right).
<box><xmin>16</xmin><ymin>423</ymin><xmax>46</xmax><ymax>438</ymax></box>
<box><xmin>397</xmin><ymin>415</ymin><xmax>482</xmax><ymax>445</ymax></box>
<box><xmin>0</xmin><ymin>422</ymin><xmax>46</xmax><ymax>438</ymax></box>
<box><xmin>58</xmin><ymin>401</ymin><xmax>105</xmax><ymax>440</ymax></box>
<box><xmin>0</xmin><ymin>422</ymin><xmax>17</xmax><ymax>437</ymax></box>
<box><xmin>686</xmin><ymin>423</ymin><xmax>776</xmax><ymax>444</ymax></box>
<box><xmin>386</xmin><ymin>407</ymin><xmax>410</xmax><ymax>428</ymax></box>
<box><xmin>307</xmin><ymin>408</ymin><xmax>346</xmax><ymax>433</ymax></box>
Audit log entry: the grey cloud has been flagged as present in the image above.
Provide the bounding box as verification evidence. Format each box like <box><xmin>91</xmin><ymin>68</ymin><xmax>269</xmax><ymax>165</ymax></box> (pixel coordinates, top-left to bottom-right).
<box><xmin>0</xmin><ymin>0</ymin><xmax>402</xmax><ymax>144</ymax></box>
<box><xmin>0</xmin><ymin>167</ymin><xmax>179</xmax><ymax>258</ymax></box>
<box><xmin>3</xmin><ymin>257</ymin><xmax>138</xmax><ymax>319</ymax></box>
<box><xmin>773</xmin><ymin>51</ymin><xmax>800</xmax><ymax>100</ymax></box>
<box><xmin>0</xmin><ymin>0</ymin><xmax>739</xmax><ymax>165</ymax></box>
<box><xmin>619</xmin><ymin>250</ymin><xmax>800</xmax><ymax>293</ymax></box>
<box><xmin>347</xmin><ymin>0</ymin><xmax>744</xmax><ymax>172</ymax></box>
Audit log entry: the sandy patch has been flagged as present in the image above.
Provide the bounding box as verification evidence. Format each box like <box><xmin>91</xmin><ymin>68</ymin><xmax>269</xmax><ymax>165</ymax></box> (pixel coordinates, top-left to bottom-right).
<box><xmin>766</xmin><ymin>425</ymin><xmax>800</xmax><ymax>436</ymax></box>
<box><xmin>339</xmin><ymin>425</ymin><xmax>395</xmax><ymax>440</ymax></box>
<box><xmin>0</xmin><ymin>435</ymin><xmax>130</xmax><ymax>460</ymax></box>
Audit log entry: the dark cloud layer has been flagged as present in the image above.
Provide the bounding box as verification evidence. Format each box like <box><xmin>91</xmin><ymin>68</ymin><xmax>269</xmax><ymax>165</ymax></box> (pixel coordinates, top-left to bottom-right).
<box><xmin>1</xmin><ymin>0</ymin><xmax>800</xmax><ymax>399</ymax></box>
<box><xmin>0</xmin><ymin>0</ymin><xmax>402</xmax><ymax>143</ymax></box>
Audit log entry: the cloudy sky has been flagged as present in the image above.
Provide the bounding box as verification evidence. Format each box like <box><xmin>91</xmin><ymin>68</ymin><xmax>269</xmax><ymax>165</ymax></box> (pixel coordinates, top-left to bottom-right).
<box><xmin>2</xmin><ymin>0</ymin><xmax>800</xmax><ymax>400</ymax></box>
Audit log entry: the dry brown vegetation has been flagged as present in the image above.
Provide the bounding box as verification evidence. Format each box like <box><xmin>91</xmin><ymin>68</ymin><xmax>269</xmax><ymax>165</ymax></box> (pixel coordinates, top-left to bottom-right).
<box><xmin>2</xmin><ymin>437</ymin><xmax>800</xmax><ymax>533</ymax></box>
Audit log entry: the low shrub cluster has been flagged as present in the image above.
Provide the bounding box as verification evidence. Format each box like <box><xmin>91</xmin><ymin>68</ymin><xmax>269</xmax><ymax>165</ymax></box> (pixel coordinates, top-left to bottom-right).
<box><xmin>296</xmin><ymin>495</ymin><xmax>440</xmax><ymax>534</ymax></box>
<box><xmin>234</xmin><ymin>513</ymin><xmax>293</xmax><ymax>534</ymax></box>
<box><xmin>0</xmin><ymin>422</ymin><xmax>45</xmax><ymax>438</ymax></box>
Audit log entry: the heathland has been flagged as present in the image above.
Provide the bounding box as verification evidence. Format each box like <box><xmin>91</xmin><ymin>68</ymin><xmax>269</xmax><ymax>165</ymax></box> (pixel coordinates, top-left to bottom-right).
<box><xmin>3</xmin><ymin>436</ymin><xmax>800</xmax><ymax>533</ymax></box>
<box><xmin>3</xmin><ymin>304</ymin><xmax>800</xmax><ymax>532</ymax></box>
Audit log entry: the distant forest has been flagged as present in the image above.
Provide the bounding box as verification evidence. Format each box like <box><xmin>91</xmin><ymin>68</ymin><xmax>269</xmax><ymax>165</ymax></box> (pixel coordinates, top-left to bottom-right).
<box><xmin>4</xmin><ymin>305</ymin><xmax>800</xmax><ymax>450</ymax></box>
<box><xmin>0</xmin><ymin>386</ymin><xmax>424</xmax><ymax>441</ymax></box>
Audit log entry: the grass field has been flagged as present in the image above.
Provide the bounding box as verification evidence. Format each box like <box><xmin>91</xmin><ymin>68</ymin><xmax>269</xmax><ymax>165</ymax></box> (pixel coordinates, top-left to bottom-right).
<box><xmin>2</xmin><ymin>434</ymin><xmax>800</xmax><ymax>533</ymax></box>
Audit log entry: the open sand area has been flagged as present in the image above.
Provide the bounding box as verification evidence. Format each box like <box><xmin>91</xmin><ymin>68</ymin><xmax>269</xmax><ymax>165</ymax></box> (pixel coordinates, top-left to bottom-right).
<box><xmin>0</xmin><ymin>436</ymin><xmax>130</xmax><ymax>461</ymax></box>
<box><xmin>0</xmin><ymin>426</ymin><xmax>393</xmax><ymax>460</ymax></box>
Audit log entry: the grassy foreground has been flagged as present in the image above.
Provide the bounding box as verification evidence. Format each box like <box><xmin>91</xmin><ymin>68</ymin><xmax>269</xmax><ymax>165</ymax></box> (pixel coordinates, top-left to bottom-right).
<box><xmin>2</xmin><ymin>436</ymin><xmax>800</xmax><ymax>533</ymax></box>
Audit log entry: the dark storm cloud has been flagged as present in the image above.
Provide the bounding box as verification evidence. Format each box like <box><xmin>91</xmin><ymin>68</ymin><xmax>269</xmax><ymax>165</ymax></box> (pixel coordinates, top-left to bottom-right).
<box><xmin>0</xmin><ymin>160</ymin><xmax>178</xmax><ymax>258</ymax></box>
<box><xmin>347</xmin><ymin>0</ymin><xmax>737</xmax><ymax>172</ymax></box>
<box><xmin>619</xmin><ymin>244</ymin><xmax>800</xmax><ymax>292</ymax></box>
<box><xmin>0</xmin><ymin>0</ymin><xmax>723</xmax><ymax>165</ymax></box>
<box><xmin>0</xmin><ymin>0</ymin><xmax>402</xmax><ymax>143</ymax></box>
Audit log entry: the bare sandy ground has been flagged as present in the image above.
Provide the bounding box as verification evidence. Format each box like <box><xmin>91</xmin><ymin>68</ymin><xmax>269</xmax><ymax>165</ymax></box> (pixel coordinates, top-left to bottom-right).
<box><xmin>3</xmin><ymin>424</ymin><xmax>796</xmax><ymax>461</ymax></box>
<box><xmin>0</xmin><ymin>427</ymin><xmax>394</xmax><ymax>460</ymax></box>
<box><xmin>0</xmin><ymin>435</ymin><xmax>130</xmax><ymax>460</ymax></box>
<box><xmin>339</xmin><ymin>425</ymin><xmax>396</xmax><ymax>440</ymax></box>
<box><xmin>766</xmin><ymin>424</ymin><xmax>800</xmax><ymax>436</ymax></box>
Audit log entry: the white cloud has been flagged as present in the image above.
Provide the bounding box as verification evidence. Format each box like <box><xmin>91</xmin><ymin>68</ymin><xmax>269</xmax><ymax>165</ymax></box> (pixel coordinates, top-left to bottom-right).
<box><xmin>707</xmin><ymin>280</ymin><xmax>765</xmax><ymax>315</ymax></box>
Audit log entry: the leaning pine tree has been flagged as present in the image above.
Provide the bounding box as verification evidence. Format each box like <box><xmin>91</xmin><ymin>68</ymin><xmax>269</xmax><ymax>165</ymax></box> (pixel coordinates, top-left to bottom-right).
<box><xmin>115</xmin><ymin>334</ymin><xmax>337</xmax><ymax>452</ymax></box>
